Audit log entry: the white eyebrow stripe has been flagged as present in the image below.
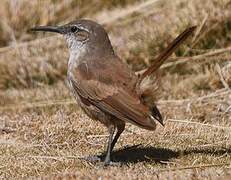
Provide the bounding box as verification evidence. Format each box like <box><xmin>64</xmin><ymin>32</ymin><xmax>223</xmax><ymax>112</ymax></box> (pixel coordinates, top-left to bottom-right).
<box><xmin>76</xmin><ymin>25</ymin><xmax>90</xmax><ymax>33</ymax></box>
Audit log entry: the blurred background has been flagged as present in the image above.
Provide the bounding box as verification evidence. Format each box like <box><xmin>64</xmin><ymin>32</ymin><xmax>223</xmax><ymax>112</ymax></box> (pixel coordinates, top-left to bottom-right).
<box><xmin>0</xmin><ymin>0</ymin><xmax>231</xmax><ymax>178</ymax></box>
<box><xmin>0</xmin><ymin>0</ymin><xmax>230</xmax><ymax>92</ymax></box>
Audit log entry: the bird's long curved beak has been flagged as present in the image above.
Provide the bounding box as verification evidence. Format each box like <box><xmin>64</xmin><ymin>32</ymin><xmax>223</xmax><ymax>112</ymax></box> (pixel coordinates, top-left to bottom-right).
<box><xmin>30</xmin><ymin>26</ymin><xmax>64</xmax><ymax>34</ymax></box>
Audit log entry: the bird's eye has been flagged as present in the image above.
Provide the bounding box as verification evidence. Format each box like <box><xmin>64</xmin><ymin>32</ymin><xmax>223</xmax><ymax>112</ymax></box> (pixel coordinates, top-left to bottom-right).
<box><xmin>70</xmin><ymin>26</ymin><xmax>78</xmax><ymax>33</ymax></box>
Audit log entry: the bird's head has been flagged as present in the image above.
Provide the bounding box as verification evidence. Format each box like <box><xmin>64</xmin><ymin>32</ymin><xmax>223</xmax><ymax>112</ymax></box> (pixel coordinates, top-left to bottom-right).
<box><xmin>30</xmin><ymin>19</ymin><xmax>114</xmax><ymax>55</ymax></box>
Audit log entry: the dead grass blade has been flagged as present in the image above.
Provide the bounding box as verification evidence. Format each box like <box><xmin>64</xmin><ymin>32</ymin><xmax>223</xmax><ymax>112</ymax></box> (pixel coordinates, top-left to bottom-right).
<box><xmin>0</xmin><ymin>99</ymin><xmax>74</xmax><ymax>111</ymax></box>
<box><xmin>167</xmin><ymin>119</ymin><xmax>231</xmax><ymax>130</ymax></box>
<box><xmin>101</xmin><ymin>0</ymin><xmax>161</xmax><ymax>25</ymax></box>
<box><xmin>26</xmin><ymin>155</ymin><xmax>83</xmax><ymax>161</ymax></box>
<box><xmin>161</xmin><ymin>46</ymin><xmax>231</xmax><ymax>69</ymax></box>
<box><xmin>215</xmin><ymin>63</ymin><xmax>230</xmax><ymax>89</ymax></box>
<box><xmin>157</xmin><ymin>163</ymin><xmax>230</xmax><ymax>172</ymax></box>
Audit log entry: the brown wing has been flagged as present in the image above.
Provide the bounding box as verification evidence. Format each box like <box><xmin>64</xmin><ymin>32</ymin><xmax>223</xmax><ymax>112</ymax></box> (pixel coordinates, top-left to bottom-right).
<box><xmin>69</xmin><ymin>56</ymin><xmax>156</xmax><ymax>130</ymax></box>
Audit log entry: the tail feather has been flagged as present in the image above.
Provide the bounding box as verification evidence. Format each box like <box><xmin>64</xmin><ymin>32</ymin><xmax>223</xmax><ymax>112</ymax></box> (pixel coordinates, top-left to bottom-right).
<box><xmin>151</xmin><ymin>104</ymin><xmax>163</xmax><ymax>126</ymax></box>
<box><xmin>138</xmin><ymin>26</ymin><xmax>197</xmax><ymax>83</ymax></box>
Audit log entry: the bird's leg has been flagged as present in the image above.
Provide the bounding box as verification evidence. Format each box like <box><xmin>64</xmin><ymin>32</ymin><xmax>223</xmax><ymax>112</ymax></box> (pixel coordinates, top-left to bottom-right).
<box><xmin>104</xmin><ymin>124</ymin><xmax>115</xmax><ymax>165</ymax></box>
<box><xmin>110</xmin><ymin>123</ymin><xmax>125</xmax><ymax>152</ymax></box>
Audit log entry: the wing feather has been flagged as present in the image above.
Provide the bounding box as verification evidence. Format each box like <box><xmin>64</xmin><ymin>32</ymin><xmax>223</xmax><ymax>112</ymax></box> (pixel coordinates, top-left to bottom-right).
<box><xmin>69</xmin><ymin>58</ymin><xmax>156</xmax><ymax>129</ymax></box>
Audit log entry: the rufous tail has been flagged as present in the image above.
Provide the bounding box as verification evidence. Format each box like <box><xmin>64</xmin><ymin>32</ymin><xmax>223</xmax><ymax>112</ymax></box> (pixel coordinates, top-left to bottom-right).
<box><xmin>138</xmin><ymin>26</ymin><xmax>197</xmax><ymax>83</ymax></box>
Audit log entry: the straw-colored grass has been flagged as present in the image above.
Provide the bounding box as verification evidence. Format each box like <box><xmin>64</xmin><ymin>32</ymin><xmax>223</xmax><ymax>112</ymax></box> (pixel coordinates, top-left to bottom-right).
<box><xmin>0</xmin><ymin>0</ymin><xmax>230</xmax><ymax>179</ymax></box>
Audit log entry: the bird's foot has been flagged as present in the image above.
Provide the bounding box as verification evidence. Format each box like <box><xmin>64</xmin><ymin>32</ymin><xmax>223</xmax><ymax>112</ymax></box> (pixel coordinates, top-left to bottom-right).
<box><xmin>81</xmin><ymin>155</ymin><xmax>122</xmax><ymax>167</ymax></box>
<box><xmin>102</xmin><ymin>156</ymin><xmax>121</xmax><ymax>167</ymax></box>
<box><xmin>103</xmin><ymin>161</ymin><xmax>121</xmax><ymax>167</ymax></box>
<box><xmin>81</xmin><ymin>155</ymin><xmax>101</xmax><ymax>163</ymax></box>
<box><xmin>93</xmin><ymin>160</ymin><xmax>121</xmax><ymax>168</ymax></box>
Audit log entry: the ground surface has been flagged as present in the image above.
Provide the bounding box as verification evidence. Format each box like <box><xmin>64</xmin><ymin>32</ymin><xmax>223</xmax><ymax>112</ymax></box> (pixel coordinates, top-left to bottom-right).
<box><xmin>0</xmin><ymin>0</ymin><xmax>231</xmax><ymax>179</ymax></box>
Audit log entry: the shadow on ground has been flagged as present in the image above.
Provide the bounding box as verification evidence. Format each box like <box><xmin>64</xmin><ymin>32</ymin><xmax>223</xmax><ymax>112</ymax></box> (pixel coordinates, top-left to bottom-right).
<box><xmin>98</xmin><ymin>144</ymin><xmax>231</xmax><ymax>164</ymax></box>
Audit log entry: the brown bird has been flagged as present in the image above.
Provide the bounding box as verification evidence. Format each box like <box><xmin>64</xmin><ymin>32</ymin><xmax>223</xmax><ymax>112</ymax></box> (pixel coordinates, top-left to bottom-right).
<box><xmin>30</xmin><ymin>20</ymin><xmax>196</xmax><ymax>165</ymax></box>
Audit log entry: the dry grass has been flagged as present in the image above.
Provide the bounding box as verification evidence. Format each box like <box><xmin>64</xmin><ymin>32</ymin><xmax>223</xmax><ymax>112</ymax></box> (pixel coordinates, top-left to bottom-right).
<box><xmin>0</xmin><ymin>0</ymin><xmax>231</xmax><ymax>179</ymax></box>
<box><xmin>0</xmin><ymin>84</ymin><xmax>230</xmax><ymax>179</ymax></box>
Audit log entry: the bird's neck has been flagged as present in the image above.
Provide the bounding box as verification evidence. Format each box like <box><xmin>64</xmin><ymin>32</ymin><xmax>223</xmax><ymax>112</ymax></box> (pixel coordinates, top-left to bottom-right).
<box><xmin>68</xmin><ymin>47</ymin><xmax>85</xmax><ymax>69</ymax></box>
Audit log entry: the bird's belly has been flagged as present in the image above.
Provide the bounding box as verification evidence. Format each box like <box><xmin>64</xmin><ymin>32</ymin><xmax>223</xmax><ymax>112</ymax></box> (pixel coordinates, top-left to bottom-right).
<box><xmin>80</xmin><ymin>102</ymin><xmax>114</xmax><ymax>127</ymax></box>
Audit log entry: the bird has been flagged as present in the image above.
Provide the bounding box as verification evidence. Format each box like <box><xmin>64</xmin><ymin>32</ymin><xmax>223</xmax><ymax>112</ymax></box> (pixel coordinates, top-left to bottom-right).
<box><xmin>30</xmin><ymin>19</ymin><xmax>196</xmax><ymax>165</ymax></box>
